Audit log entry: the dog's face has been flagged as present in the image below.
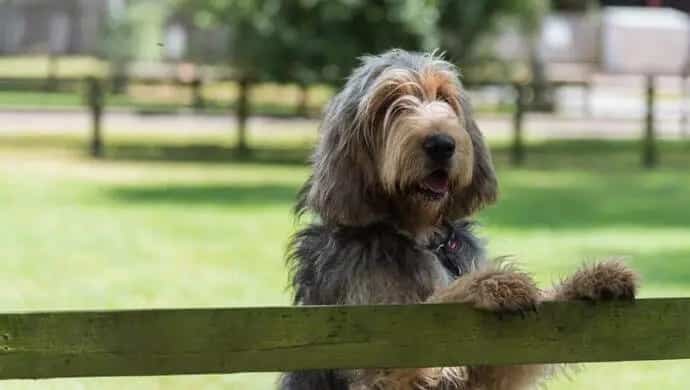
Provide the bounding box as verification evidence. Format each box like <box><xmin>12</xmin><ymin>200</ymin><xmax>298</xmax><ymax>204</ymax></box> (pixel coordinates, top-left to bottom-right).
<box><xmin>303</xmin><ymin>50</ymin><xmax>497</xmax><ymax>228</ymax></box>
<box><xmin>367</xmin><ymin>66</ymin><xmax>475</xmax><ymax>220</ymax></box>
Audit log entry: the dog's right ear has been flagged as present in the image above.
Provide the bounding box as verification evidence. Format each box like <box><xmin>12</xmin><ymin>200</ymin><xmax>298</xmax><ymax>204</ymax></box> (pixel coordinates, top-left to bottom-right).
<box><xmin>305</xmin><ymin>95</ymin><xmax>384</xmax><ymax>226</ymax></box>
<box><xmin>306</xmin><ymin>129</ymin><xmax>383</xmax><ymax>226</ymax></box>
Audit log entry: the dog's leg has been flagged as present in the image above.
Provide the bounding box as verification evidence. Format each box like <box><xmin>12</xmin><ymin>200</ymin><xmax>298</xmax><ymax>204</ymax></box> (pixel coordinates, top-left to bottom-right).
<box><xmin>546</xmin><ymin>259</ymin><xmax>638</xmax><ymax>302</ymax></box>
<box><xmin>429</xmin><ymin>263</ymin><xmax>545</xmax><ymax>390</ymax></box>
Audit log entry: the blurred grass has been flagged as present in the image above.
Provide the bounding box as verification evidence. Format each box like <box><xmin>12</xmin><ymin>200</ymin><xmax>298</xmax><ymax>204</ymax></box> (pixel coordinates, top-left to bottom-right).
<box><xmin>0</xmin><ymin>56</ymin><xmax>106</xmax><ymax>78</ymax></box>
<box><xmin>0</xmin><ymin>129</ymin><xmax>689</xmax><ymax>389</ymax></box>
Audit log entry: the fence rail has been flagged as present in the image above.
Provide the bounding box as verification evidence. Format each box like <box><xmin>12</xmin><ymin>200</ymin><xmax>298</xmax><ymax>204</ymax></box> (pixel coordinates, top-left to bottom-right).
<box><xmin>0</xmin><ymin>298</ymin><xmax>687</xmax><ymax>379</ymax></box>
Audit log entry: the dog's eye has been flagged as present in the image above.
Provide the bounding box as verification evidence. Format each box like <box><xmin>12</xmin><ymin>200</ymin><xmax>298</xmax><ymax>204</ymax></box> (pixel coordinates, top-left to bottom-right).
<box><xmin>439</xmin><ymin>95</ymin><xmax>454</xmax><ymax>105</ymax></box>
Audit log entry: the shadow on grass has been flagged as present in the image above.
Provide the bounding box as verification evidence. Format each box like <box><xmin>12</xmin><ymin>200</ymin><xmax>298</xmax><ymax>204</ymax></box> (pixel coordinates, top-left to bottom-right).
<box><xmin>485</xmin><ymin>173</ymin><xmax>690</xmax><ymax>229</ymax></box>
<box><xmin>109</xmin><ymin>183</ymin><xmax>299</xmax><ymax>206</ymax></box>
<box><xmin>105</xmin><ymin>144</ymin><xmax>312</xmax><ymax>166</ymax></box>
<box><xmin>482</xmin><ymin>140</ymin><xmax>690</xmax><ymax>229</ymax></box>
<box><xmin>491</xmin><ymin>139</ymin><xmax>690</xmax><ymax>171</ymax></box>
<box><xmin>107</xmin><ymin>138</ymin><xmax>689</xmax><ymax>168</ymax></box>
<box><xmin>0</xmin><ymin>134</ymin><xmax>312</xmax><ymax>165</ymax></box>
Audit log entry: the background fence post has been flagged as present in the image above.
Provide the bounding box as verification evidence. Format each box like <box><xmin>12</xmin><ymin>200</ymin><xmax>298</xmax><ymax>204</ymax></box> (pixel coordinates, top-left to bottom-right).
<box><xmin>511</xmin><ymin>83</ymin><xmax>526</xmax><ymax>166</ymax></box>
<box><xmin>681</xmin><ymin>74</ymin><xmax>688</xmax><ymax>139</ymax></box>
<box><xmin>643</xmin><ymin>75</ymin><xmax>657</xmax><ymax>168</ymax></box>
<box><xmin>85</xmin><ymin>77</ymin><xmax>104</xmax><ymax>158</ymax></box>
<box><xmin>236</xmin><ymin>76</ymin><xmax>250</xmax><ymax>154</ymax></box>
<box><xmin>191</xmin><ymin>77</ymin><xmax>205</xmax><ymax>112</ymax></box>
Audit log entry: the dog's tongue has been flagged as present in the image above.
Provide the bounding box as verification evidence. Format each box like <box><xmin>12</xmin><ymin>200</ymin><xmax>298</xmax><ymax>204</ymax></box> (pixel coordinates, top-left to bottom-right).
<box><xmin>424</xmin><ymin>171</ymin><xmax>450</xmax><ymax>193</ymax></box>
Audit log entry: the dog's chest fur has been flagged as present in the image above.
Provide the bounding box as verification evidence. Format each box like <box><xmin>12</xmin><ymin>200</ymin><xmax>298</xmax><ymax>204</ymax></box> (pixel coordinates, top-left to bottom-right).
<box><xmin>281</xmin><ymin>220</ymin><xmax>485</xmax><ymax>390</ymax></box>
<box><xmin>288</xmin><ymin>220</ymin><xmax>485</xmax><ymax>306</ymax></box>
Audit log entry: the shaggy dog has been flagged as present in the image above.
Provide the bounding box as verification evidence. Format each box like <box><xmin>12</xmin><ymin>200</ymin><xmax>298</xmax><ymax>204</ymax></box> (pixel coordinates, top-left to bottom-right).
<box><xmin>280</xmin><ymin>49</ymin><xmax>638</xmax><ymax>390</ymax></box>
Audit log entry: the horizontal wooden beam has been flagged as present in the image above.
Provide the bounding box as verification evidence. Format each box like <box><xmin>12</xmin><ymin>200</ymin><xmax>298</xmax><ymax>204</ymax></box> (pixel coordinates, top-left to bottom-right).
<box><xmin>0</xmin><ymin>298</ymin><xmax>687</xmax><ymax>379</ymax></box>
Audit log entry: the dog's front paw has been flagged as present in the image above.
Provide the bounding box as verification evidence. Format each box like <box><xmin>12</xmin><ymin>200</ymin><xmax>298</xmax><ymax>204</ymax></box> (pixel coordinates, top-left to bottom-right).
<box><xmin>434</xmin><ymin>267</ymin><xmax>540</xmax><ymax>314</ymax></box>
<box><xmin>559</xmin><ymin>260</ymin><xmax>638</xmax><ymax>302</ymax></box>
<box><xmin>467</xmin><ymin>269</ymin><xmax>540</xmax><ymax>313</ymax></box>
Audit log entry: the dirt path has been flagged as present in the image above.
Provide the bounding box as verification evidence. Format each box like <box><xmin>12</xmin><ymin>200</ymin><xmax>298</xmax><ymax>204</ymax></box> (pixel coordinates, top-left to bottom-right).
<box><xmin>0</xmin><ymin>109</ymin><xmax>687</xmax><ymax>140</ymax></box>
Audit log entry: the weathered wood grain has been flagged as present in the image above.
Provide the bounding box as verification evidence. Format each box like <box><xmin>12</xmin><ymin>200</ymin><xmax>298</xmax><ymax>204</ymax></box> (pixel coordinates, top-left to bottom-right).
<box><xmin>0</xmin><ymin>298</ymin><xmax>687</xmax><ymax>379</ymax></box>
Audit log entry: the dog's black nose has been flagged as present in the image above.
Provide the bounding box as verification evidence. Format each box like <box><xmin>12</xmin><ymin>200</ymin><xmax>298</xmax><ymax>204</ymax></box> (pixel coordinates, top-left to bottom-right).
<box><xmin>423</xmin><ymin>134</ymin><xmax>455</xmax><ymax>162</ymax></box>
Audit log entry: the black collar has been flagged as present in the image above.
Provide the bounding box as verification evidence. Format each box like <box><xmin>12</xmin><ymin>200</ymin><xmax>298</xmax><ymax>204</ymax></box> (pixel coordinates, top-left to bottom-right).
<box><xmin>427</xmin><ymin>222</ymin><xmax>462</xmax><ymax>277</ymax></box>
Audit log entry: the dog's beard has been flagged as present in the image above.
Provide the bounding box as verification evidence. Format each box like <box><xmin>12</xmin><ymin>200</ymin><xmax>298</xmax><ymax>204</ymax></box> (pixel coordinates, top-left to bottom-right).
<box><xmin>413</xmin><ymin>169</ymin><xmax>451</xmax><ymax>201</ymax></box>
<box><xmin>380</xmin><ymin>124</ymin><xmax>475</xmax><ymax>229</ymax></box>
<box><xmin>379</xmin><ymin>123</ymin><xmax>474</xmax><ymax>210</ymax></box>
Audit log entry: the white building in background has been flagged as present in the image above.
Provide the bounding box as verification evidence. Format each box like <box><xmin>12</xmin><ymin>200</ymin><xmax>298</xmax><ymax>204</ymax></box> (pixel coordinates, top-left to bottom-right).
<box><xmin>164</xmin><ymin>23</ymin><xmax>188</xmax><ymax>61</ymax></box>
<box><xmin>492</xmin><ymin>4</ymin><xmax>690</xmax><ymax>82</ymax></box>
<box><xmin>0</xmin><ymin>0</ymin><xmax>108</xmax><ymax>55</ymax></box>
<box><xmin>602</xmin><ymin>7</ymin><xmax>690</xmax><ymax>75</ymax></box>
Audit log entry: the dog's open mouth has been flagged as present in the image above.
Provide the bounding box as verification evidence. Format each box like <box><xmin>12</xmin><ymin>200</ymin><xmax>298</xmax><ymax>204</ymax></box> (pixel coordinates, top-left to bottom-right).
<box><xmin>416</xmin><ymin>169</ymin><xmax>450</xmax><ymax>201</ymax></box>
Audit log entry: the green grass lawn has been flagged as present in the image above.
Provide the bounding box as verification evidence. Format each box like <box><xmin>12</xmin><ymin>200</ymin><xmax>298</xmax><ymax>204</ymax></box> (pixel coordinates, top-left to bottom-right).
<box><xmin>1</xmin><ymin>130</ymin><xmax>689</xmax><ymax>389</ymax></box>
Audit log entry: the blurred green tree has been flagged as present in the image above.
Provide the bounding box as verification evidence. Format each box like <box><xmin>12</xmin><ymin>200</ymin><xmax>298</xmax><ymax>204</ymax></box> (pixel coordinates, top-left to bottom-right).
<box><xmin>175</xmin><ymin>0</ymin><xmax>436</xmax><ymax>152</ymax></box>
<box><xmin>437</xmin><ymin>0</ymin><xmax>546</xmax><ymax>77</ymax></box>
<box><xmin>102</xmin><ymin>1</ymin><xmax>168</xmax><ymax>94</ymax></box>
<box><xmin>102</xmin><ymin>3</ymin><xmax>133</xmax><ymax>94</ymax></box>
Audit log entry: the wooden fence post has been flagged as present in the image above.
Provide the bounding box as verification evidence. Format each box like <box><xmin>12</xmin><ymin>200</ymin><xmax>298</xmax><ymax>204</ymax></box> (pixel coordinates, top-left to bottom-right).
<box><xmin>236</xmin><ymin>77</ymin><xmax>250</xmax><ymax>154</ymax></box>
<box><xmin>45</xmin><ymin>54</ymin><xmax>59</xmax><ymax>92</ymax></box>
<box><xmin>85</xmin><ymin>77</ymin><xmax>104</xmax><ymax>158</ymax></box>
<box><xmin>296</xmin><ymin>83</ymin><xmax>309</xmax><ymax>117</ymax></box>
<box><xmin>511</xmin><ymin>83</ymin><xmax>526</xmax><ymax>166</ymax></box>
<box><xmin>681</xmin><ymin>74</ymin><xmax>688</xmax><ymax>139</ymax></box>
<box><xmin>191</xmin><ymin>78</ymin><xmax>205</xmax><ymax>112</ymax></box>
<box><xmin>643</xmin><ymin>75</ymin><xmax>657</xmax><ymax>168</ymax></box>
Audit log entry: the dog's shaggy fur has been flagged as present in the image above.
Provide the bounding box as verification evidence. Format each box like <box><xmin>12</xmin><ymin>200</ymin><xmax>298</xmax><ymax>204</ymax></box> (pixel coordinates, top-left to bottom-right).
<box><xmin>280</xmin><ymin>50</ymin><xmax>638</xmax><ymax>390</ymax></box>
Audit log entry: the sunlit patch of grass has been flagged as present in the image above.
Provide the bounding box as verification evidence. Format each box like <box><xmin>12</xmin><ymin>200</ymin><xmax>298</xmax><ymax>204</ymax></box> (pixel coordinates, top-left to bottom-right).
<box><xmin>0</xmin><ymin>56</ymin><xmax>107</xmax><ymax>78</ymax></box>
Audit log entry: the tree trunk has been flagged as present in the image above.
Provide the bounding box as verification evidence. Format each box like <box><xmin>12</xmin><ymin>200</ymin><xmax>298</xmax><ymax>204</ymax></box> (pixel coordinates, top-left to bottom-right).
<box><xmin>296</xmin><ymin>83</ymin><xmax>309</xmax><ymax>117</ymax></box>
<box><xmin>236</xmin><ymin>77</ymin><xmax>250</xmax><ymax>154</ymax></box>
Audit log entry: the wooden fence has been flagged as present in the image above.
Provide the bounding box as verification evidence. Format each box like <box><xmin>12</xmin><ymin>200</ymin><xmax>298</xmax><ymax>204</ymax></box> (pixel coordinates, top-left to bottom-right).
<box><xmin>0</xmin><ymin>298</ymin><xmax>687</xmax><ymax>380</ymax></box>
<box><xmin>0</xmin><ymin>76</ymin><xmax>664</xmax><ymax>167</ymax></box>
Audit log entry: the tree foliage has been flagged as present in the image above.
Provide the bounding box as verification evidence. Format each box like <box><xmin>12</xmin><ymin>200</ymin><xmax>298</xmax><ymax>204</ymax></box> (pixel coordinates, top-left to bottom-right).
<box><xmin>176</xmin><ymin>0</ymin><xmax>437</xmax><ymax>85</ymax></box>
<box><xmin>437</xmin><ymin>0</ymin><xmax>547</xmax><ymax>65</ymax></box>
<box><xmin>171</xmin><ymin>0</ymin><xmax>548</xmax><ymax>149</ymax></box>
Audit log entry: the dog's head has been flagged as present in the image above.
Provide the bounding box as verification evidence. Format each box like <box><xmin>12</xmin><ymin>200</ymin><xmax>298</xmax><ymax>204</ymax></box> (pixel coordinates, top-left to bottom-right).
<box><xmin>302</xmin><ymin>50</ymin><xmax>497</xmax><ymax>228</ymax></box>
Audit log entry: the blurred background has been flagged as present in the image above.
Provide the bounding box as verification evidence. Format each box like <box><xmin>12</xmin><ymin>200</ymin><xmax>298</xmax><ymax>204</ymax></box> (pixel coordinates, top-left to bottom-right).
<box><xmin>1</xmin><ymin>0</ymin><xmax>689</xmax><ymax>388</ymax></box>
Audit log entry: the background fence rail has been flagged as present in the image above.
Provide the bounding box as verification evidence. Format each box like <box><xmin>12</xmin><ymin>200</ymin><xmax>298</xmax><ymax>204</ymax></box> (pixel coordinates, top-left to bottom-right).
<box><xmin>0</xmin><ymin>298</ymin><xmax>687</xmax><ymax>379</ymax></box>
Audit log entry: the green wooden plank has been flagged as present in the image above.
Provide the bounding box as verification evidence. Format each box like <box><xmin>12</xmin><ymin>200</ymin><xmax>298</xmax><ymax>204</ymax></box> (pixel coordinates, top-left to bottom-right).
<box><xmin>0</xmin><ymin>298</ymin><xmax>687</xmax><ymax>379</ymax></box>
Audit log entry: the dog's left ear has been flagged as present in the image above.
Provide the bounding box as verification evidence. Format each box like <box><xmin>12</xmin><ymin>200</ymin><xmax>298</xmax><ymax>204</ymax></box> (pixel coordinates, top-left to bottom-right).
<box><xmin>448</xmin><ymin>106</ymin><xmax>498</xmax><ymax>218</ymax></box>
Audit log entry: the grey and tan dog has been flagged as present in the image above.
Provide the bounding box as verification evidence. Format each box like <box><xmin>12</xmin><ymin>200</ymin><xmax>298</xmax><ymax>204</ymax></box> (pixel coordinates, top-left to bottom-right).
<box><xmin>280</xmin><ymin>49</ymin><xmax>638</xmax><ymax>390</ymax></box>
